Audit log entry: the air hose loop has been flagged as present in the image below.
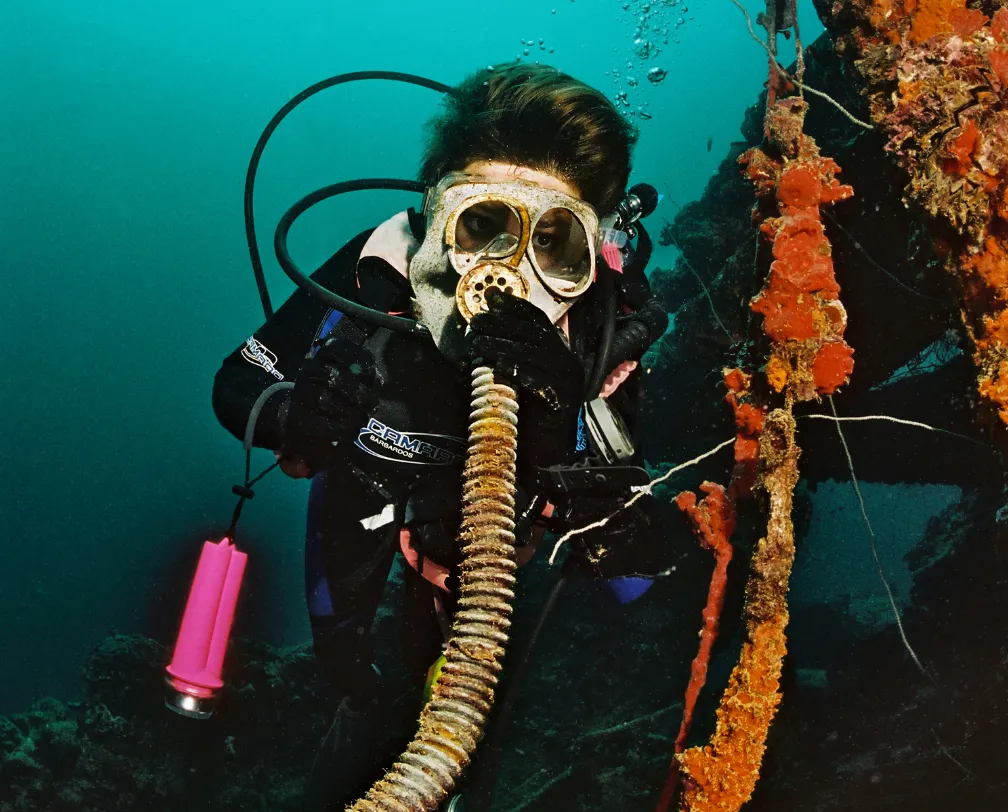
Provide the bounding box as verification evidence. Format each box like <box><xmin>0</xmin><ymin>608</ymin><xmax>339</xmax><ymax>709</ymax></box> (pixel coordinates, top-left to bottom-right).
<box><xmin>348</xmin><ymin>365</ymin><xmax>519</xmax><ymax>811</ymax></box>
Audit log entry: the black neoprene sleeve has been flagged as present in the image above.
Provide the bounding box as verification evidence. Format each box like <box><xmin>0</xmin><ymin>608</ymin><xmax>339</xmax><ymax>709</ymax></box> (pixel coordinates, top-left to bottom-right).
<box><xmin>211</xmin><ymin>229</ymin><xmax>373</xmax><ymax>450</ymax></box>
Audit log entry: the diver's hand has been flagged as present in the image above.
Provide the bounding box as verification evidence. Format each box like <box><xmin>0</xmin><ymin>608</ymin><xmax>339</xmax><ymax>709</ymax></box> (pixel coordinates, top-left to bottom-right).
<box><xmin>466</xmin><ymin>288</ymin><xmax>584</xmax><ymax>475</ymax></box>
<box><xmin>281</xmin><ymin>336</ymin><xmax>379</xmax><ymax>473</ymax></box>
<box><xmin>563</xmin><ymin>495</ymin><xmax>664</xmax><ymax>580</ymax></box>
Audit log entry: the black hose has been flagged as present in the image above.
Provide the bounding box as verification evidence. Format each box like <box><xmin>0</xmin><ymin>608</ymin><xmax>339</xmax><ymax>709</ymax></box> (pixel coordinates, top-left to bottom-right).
<box><xmin>243</xmin><ymin>381</ymin><xmax>295</xmax><ymax>451</ymax></box>
<box><xmin>274</xmin><ymin>178</ymin><xmax>429</xmax><ymax>334</ymax></box>
<box><xmin>586</xmin><ymin>261</ymin><xmax>617</xmax><ymax>400</ymax></box>
<box><xmin>244</xmin><ymin>71</ymin><xmax>454</xmax><ymax>320</ymax></box>
<box><xmin>629</xmin><ymin>222</ymin><xmax>653</xmax><ymax>277</ymax></box>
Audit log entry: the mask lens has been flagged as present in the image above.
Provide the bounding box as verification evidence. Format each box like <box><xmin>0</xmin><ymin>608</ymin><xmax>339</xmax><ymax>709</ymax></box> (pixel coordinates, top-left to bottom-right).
<box><xmin>454</xmin><ymin>200</ymin><xmax>521</xmax><ymax>257</ymax></box>
<box><xmin>530</xmin><ymin>208</ymin><xmax>593</xmax><ymax>295</ymax></box>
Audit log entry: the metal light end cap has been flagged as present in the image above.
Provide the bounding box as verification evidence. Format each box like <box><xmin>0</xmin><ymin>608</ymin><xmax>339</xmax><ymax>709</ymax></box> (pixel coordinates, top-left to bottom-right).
<box><xmin>164</xmin><ymin>679</ymin><xmax>219</xmax><ymax>720</ymax></box>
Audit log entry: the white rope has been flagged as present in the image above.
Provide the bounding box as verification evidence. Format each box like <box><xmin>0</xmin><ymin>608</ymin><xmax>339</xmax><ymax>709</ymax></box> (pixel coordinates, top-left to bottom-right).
<box><xmin>547</xmin><ymin>437</ymin><xmax>735</xmax><ymax>564</ymax></box>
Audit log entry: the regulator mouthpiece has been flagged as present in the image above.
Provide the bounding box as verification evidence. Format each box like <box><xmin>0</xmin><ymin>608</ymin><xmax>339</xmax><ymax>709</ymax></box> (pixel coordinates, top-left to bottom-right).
<box><xmin>455</xmin><ymin>262</ymin><xmax>530</xmax><ymax>322</ymax></box>
<box><xmin>164</xmin><ymin>537</ymin><xmax>247</xmax><ymax>720</ymax></box>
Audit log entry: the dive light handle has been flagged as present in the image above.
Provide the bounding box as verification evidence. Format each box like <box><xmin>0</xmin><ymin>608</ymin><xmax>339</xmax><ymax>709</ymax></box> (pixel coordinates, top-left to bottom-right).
<box><xmin>538</xmin><ymin>463</ymin><xmax>650</xmax><ymax>495</ymax></box>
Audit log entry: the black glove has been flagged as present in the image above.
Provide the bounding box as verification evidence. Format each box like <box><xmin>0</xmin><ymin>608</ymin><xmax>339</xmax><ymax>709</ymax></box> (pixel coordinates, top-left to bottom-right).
<box><xmin>282</xmin><ymin>336</ymin><xmax>380</xmax><ymax>473</ymax></box>
<box><xmin>563</xmin><ymin>495</ymin><xmax>664</xmax><ymax>579</ymax></box>
<box><xmin>465</xmin><ymin>288</ymin><xmax>584</xmax><ymax>477</ymax></box>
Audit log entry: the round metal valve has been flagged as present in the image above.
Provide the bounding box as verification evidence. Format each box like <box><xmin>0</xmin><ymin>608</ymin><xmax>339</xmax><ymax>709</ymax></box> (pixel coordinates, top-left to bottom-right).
<box><xmin>455</xmin><ymin>262</ymin><xmax>530</xmax><ymax>322</ymax></box>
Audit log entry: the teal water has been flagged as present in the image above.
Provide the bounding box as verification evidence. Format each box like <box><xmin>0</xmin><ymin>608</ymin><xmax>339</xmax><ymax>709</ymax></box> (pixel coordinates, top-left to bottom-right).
<box><xmin>1</xmin><ymin>0</ymin><xmax>820</xmax><ymax>712</ymax></box>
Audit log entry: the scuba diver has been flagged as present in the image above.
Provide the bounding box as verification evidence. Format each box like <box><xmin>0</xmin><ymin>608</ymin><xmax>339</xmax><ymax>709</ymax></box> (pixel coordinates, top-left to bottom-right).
<box><xmin>211</xmin><ymin>63</ymin><xmax>669</xmax><ymax>810</ymax></box>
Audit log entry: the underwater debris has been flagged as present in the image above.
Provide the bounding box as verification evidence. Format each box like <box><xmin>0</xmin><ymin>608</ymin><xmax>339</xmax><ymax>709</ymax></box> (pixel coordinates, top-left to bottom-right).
<box><xmin>676</xmin><ymin>408</ymin><xmax>800</xmax><ymax>812</ymax></box>
<box><xmin>655</xmin><ymin>481</ymin><xmax>737</xmax><ymax>812</ymax></box>
<box><xmin>723</xmin><ymin>368</ymin><xmax>768</xmax><ymax>496</ymax></box>
<box><xmin>822</xmin><ymin>1</ymin><xmax>1008</xmax><ymax>431</ymax></box>
<box><xmin>658</xmin><ymin>90</ymin><xmax>854</xmax><ymax>812</ymax></box>
<box><xmin>741</xmin><ymin>98</ymin><xmax>856</xmax><ymax>401</ymax></box>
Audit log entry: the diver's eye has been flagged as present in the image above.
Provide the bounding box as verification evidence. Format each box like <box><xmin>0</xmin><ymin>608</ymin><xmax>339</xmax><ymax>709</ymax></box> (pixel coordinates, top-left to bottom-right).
<box><xmin>462</xmin><ymin>212</ymin><xmax>493</xmax><ymax>236</ymax></box>
<box><xmin>533</xmin><ymin>231</ymin><xmax>555</xmax><ymax>250</ymax></box>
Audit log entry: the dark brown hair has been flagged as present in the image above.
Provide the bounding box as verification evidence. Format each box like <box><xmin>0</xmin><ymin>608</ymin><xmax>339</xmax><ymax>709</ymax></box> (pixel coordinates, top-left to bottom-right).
<box><xmin>419</xmin><ymin>63</ymin><xmax>638</xmax><ymax>215</ymax></box>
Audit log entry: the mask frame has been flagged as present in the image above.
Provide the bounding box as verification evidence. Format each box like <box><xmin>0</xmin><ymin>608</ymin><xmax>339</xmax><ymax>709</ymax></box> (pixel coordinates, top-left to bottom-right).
<box><xmin>414</xmin><ymin>172</ymin><xmax>601</xmax><ymax>327</ymax></box>
<box><xmin>433</xmin><ymin>171</ymin><xmax>601</xmax><ymax>296</ymax></box>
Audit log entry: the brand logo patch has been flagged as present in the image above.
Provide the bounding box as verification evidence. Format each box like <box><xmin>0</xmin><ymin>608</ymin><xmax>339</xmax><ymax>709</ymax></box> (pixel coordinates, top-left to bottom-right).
<box><xmin>242</xmin><ymin>336</ymin><xmax>284</xmax><ymax>380</ymax></box>
<box><xmin>356</xmin><ymin>418</ymin><xmax>465</xmax><ymax>466</ymax></box>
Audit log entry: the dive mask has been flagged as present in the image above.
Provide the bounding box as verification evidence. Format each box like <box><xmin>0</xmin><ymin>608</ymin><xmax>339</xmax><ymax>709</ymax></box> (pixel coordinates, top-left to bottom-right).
<box><xmin>408</xmin><ymin>172</ymin><xmax>600</xmax><ymax>353</ymax></box>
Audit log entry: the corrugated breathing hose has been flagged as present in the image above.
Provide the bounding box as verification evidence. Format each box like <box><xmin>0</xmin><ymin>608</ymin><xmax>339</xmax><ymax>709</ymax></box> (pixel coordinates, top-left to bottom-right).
<box><xmin>348</xmin><ymin>364</ymin><xmax>519</xmax><ymax>812</ymax></box>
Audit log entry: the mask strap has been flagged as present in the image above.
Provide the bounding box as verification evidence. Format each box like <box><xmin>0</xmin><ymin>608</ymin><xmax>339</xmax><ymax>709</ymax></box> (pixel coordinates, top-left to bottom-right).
<box><xmin>407</xmin><ymin>206</ymin><xmax>427</xmax><ymax>243</ymax></box>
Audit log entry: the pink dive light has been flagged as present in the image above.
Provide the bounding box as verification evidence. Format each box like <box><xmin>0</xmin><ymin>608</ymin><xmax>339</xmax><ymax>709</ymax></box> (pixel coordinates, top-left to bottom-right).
<box><xmin>165</xmin><ymin>537</ymin><xmax>247</xmax><ymax>719</ymax></box>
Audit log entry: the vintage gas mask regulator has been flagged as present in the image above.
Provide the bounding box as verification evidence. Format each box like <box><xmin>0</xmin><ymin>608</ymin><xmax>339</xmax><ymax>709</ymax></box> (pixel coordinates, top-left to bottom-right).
<box><xmin>408</xmin><ymin>171</ymin><xmax>601</xmax><ymax>353</ymax></box>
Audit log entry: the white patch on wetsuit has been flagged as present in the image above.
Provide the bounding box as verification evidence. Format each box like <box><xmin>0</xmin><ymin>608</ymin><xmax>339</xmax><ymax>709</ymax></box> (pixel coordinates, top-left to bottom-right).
<box><xmin>360</xmin><ymin>502</ymin><xmax>395</xmax><ymax>531</ymax></box>
<box><xmin>241</xmin><ymin>336</ymin><xmax>284</xmax><ymax>380</ymax></box>
<box><xmin>358</xmin><ymin>210</ymin><xmax>417</xmax><ymax>280</ymax></box>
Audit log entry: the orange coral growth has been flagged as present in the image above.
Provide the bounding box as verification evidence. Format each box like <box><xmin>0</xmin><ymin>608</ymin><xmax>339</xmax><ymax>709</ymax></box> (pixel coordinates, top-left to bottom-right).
<box><xmin>777</xmin><ymin>165</ymin><xmax>822</xmax><ymax>209</ymax></box>
<box><xmin>676</xmin><ymin>618</ymin><xmax>788</xmax><ymax>811</ymax></box>
<box><xmin>966</xmin><ymin>238</ymin><xmax>1008</xmax><ymax>423</ymax></box>
<box><xmin>979</xmin><ymin>359</ymin><xmax>1008</xmax><ymax>423</ymax></box>
<box><xmin>865</xmin><ymin>0</ymin><xmax>908</xmax><ymax>44</ymax></box>
<box><xmin>765</xmin><ymin>355</ymin><xmax>789</xmax><ymax>392</ymax></box>
<box><xmin>657</xmin><ymin>483</ymin><xmax>736</xmax><ymax>812</ymax></box>
<box><xmin>991</xmin><ymin>46</ymin><xmax>1008</xmax><ymax>86</ymax></box>
<box><xmin>811</xmin><ymin>341</ymin><xmax>856</xmax><ymax>394</ymax></box>
<box><xmin>962</xmin><ymin>236</ymin><xmax>1008</xmax><ymax>304</ymax></box>
<box><xmin>942</xmin><ymin>119</ymin><xmax>981</xmax><ymax>177</ymax></box>
<box><xmin>752</xmin><ymin>290</ymin><xmax>819</xmax><ymax>341</ymax></box>
<box><xmin>827</xmin><ymin>0</ymin><xmax>1008</xmax><ymax>432</ymax></box>
<box><xmin>907</xmin><ymin>0</ymin><xmax>966</xmax><ymax>45</ymax></box>
<box><xmin>768</xmin><ymin>217</ymin><xmax>842</xmax><ymax>297</ymax></box>
<box><xmin>980</xmin><ymin>308</ymin><xmax>1008</xmax><ymax>349</ymax></box>
<box><xmin>723</xmin><ymin>368</ymin><xmax>766</xmax><ymax>494</ymax></box>
<box><xmin>742</xmin><ymin>102</ymin><xmax>855</xmax><ymax>399</ymax></box>
<box><xmin>723</xmin><ymin>368</ymin><xmax>747</xmax><ymax>393</ymax></box>
<box><xmin>677</xmin><ymin>410</ymin><xmax>799</xmax><ymax>812</ymax></box>
<box><xmin>947</xmin><ymin>8</ymin><xmax>988</xmax><ymax>37</ymax></box>
<box><xmin>994</xmin><ymin>9</ymin><xmax>1008</xmax><ymax>44</ymax></box>
<box><xmin>674</xmin><ymin>483</ymin><xmax>737</xmax><ymax>555</ymax></box>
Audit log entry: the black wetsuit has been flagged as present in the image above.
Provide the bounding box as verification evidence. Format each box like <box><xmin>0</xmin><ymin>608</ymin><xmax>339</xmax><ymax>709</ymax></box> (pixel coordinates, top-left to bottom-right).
<box><xmin>212</xmin><ymin>225</ymin><xmax>648</xmax><ymax>695</ymax></box>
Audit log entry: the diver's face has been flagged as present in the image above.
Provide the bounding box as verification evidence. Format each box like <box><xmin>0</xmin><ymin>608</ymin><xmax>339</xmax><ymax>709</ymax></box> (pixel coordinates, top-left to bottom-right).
<box><xmin>408</xmin><ymin>162</ymin><xmax>589</xmax><ymax>359</ymax></box>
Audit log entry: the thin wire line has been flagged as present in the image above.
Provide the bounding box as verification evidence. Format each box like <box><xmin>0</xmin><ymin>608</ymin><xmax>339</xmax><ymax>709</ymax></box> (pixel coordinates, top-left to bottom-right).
<box><xmin>802</xmin><ymin>413</ymin><xmax>991</xmax><ymax>448</ymax></box>
<box><xmin>828</xmin><ymin>395</ymin><xmax>938</xmax><ymax>686</ymax></box>
<box><xmin>822</xmin><ymin>210</ymin><xmax>946</xmax><ymax>304</ymax></box>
